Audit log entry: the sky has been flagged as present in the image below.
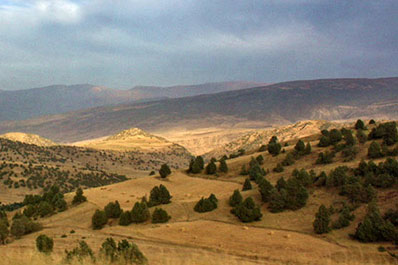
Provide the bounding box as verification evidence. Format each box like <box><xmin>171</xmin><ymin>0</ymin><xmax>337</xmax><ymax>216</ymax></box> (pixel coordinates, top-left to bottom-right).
<box><xmin>0</xmin><ymin>0</ymin><xmax>397</xmax><ymax>90</ymax></box>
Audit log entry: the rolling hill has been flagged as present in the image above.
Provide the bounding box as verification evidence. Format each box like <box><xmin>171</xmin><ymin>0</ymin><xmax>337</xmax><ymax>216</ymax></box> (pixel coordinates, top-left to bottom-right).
<box><xmin>0</xmin><ymin>77</ymin><xmax>397</xmax><ymax>143</ymax></box>
<box><xmin>2</xmin><ymin>119</ymin><xmax>398</xmax><ymax>265</ymax></box>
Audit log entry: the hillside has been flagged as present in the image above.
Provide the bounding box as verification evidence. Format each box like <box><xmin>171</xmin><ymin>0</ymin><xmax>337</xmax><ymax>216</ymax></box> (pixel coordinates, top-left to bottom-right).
<box><xmin>204</xmin><ymin>120</ymin><xmax>344</xmax><ymax>159</ymax></box>
<box><xmin>0</xmin><ymin>134</ymin><xmax>191</xmax><ymax>203</ymax></box>
<box><xmin>72</xmin><ymin>128</ymin><xmax>193</xmax><ymax>165</ymax></box>
<box><xmin>2</xmin><ymin>119</ymin><xmax>398</xmax><ymax>265</ymax></box>
<box><xmin>0</xmin><ymin>132</ymin><xmax>57</xmax><ymax>147</ymax></box>
<box><xmin>0</xmin><ymin>82</ymin><xmax>261</xmax><ymax>122</ymax></box>
<box><xmin>130</xmin><ymin>81</ymin><xmax>267</xmax><ymax>99</ymax></box>
<box><xmin>1</xmin><ymin>77</ymin><xmax>398</xmax><ymax>143</ymax></box>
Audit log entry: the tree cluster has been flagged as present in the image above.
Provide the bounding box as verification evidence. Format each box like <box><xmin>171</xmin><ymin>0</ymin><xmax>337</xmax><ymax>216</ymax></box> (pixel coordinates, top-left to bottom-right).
<box><xmin>23</xmin><ymin>185</ymin><xmax>67</xmax><ymax>218</ymax></box>
<box><xmin>99</xmin><ymin>237</ymin><xmax>148</xmax><ymax>265</ymax></box>
<box><xmin>231</xmin><ymin>197</ymin><xmax>262</xmax><ymax>223</ymax></box>
<box><xmin>148</xmin><ymin>184</ymin><xmax>172</xmax><ymax>207</ymax></box>
<box><xmin>368</xmin><ymin>122</ymin><xmax>398</xmax><ymax>146</ymax></box>
<box><xmin>188</xmin><ymin>156</ymin><xmax>204</xmax><ymax>174</ymax></box>
<box><xmin>194</xmin><ymin>194</ymin><xmax>218</xmax><ymax>213</ymax></box>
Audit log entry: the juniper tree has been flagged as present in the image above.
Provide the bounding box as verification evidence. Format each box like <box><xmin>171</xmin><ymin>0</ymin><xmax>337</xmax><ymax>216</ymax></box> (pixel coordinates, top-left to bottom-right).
<box><xmin>194</xmin><ymin>194</ymin><xmax>218</xmax><ymax>213</ymax></box>
<box><xmin>219</xmin><ymin>159</ymin><xmax>228</xmax><ymax>173</ymax></box>
<box><xmin>205</xmin><ymin>161</ymin><xmax>217</xmax><ymax>175</ymax></box>
<box><xmin>119</xmin><ymin>211</ymin><xmax>132</xmax><ymax>226</ymax></box>
<box><xmin>36</xmin><ymin>234</ymin><xmax>53</xmax><ymax>254</ymax></box>
<box><xmin>368</xmin><ymin>141</ymin><xmax>383</xmax><ymax>159</ymax></box>
<box><xmin>148</xmin><ymin>184</ymin><xmax>172</xmax><ymax>207</ymax></box>
<box><xmin>242</xmin><ymin>178</ymin><xmax>252</xmax><ymax>191</ymax></box>
<box><xmin>229</xmin><ymin>190</ymin><xmax>243</xmax><ymax>207</ymax></box>
<box><xmin>131</xmin><ymin>202</ymin><xmax>150</xmax><ymax>223</ymax></box>
<box><xmin>294</xmin><ymin>140</ymin><xmax>305</xmax><ymax>153</ymax></box>
<box><xmin>72</xmin><ymin>187</ymin><xmax>87</xmax><ymax>205</ymax></box>
<box><xmin>151</xmin><ymin>208</ymin><xmax>171</xmax><ymax>223</ymax></box>
<box><xmin>231</xmin><ymin>197</ymin><xmax>262</xmax><ymax>222</ymax></box>
<box><xmin>258</xmin><ymin>178</ymin><xmax>274</xmax><ymax>203</ymax></box>
<box><xmin>313</xmin><ymin>204</ymin><xmax>331</xmax><ymax>234</ymax></box>
<box><xmin>268</xmin><ymin>189</ymin><xmax>287</xmax><ymax>213</ymax></box>
<box><xmin>159</xmin><ymin>164</ymin><xmax>171</xmax><ymax>178</ymax></box>
<box><xmin>355</xmin><ymin>119</ymin><xmax>366</xmax><ymax>130</ymax></box>
<box><xmin>92</xmin><ymin>209</ymin><xmax>108</xmax><ymax>230</ymax></box>
<box><xmin>104</xmin><ymin>201</ymin><xmax>122</xmax><ymax>219</ymax></box>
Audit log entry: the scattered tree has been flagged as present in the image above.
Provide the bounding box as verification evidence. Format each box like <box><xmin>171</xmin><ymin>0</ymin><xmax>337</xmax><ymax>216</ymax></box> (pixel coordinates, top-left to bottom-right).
<box><xmin>72</xmin><ymin>188</ymin><xmax>87</xmax><ymax>205</ymax></box>
<box><xmin>92</xmin><ymin>209</ymin><xmax>108</xmax><ymax>230</ymax></box>
<box><xmin>152</xmin><ymin>208</ymin><xmax>171</xmax><ymax>224</ymax></box>
<box><xmin>159</xmin><ymin>164</ymin><xmax>171</xmax><ymax>178</ymax></box>
<box><xmin>205</xmin><ymin>161</ymin><xmax>217</xmax><ymax>175</ymax></box>
<box><xmin>36</xmin><ymin>234</ymin><xmax>53</xmax><ymax>254</ymax></box>
<box><xmin>194</xmin><ymin>194</ymin><xmax>218</xmax><ymax>213</ymax></box>
<box><xmin>242</xmin><ymin>178</ymin><xmax>252</xmax><ymax>191</ymax></box>
<box><xmin>313</xmin><ymin>205</ymin><xmax>331</xmax><ymax>234</ymax></box>
<box><xmin>229</xmin><ymin>190</ymin><xmax>243</xmax><ymax>207</ymax></box>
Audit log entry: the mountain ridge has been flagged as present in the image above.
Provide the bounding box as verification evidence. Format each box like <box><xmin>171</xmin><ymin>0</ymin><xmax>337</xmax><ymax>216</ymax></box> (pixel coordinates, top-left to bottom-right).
<box><xmin>0</xmin><ymin>81</ymin><xmax>261</xmax><ymax>122</ymax></box>
<box><xmin>1</xmin><ymin>77</ymin><xmax>398</xmax><ymax>143</ymax></box>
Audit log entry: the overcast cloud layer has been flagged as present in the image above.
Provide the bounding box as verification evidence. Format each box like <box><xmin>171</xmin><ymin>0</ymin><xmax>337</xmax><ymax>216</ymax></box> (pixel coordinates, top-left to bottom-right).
<box><xmin>0</xmin><ymin>0</ymin><xmax>397</xmax><ymax>90</ymax></box>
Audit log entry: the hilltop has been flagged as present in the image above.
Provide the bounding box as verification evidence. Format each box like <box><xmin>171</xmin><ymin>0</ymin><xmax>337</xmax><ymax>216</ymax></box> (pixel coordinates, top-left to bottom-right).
<box><xmin>0</xmin><ymin>132</ymin><xmax>57</xmax><ymax>147</ymax></box>
<box><xmin>73</xmin><ymin>128</ymin><xmax>192</xmax><ymax>168</ymax></box>
<box><xmin>1</xmin><ymin>77</ymin><xmax>398</xmax><ymax>143</ymax></box>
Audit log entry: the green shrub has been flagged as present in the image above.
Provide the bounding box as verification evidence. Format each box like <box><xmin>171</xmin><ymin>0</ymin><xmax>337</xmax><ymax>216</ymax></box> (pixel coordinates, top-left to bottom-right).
<box><xmin>72</xmin><ymin>187</ymin><xmax>87</xmax><ymax>205</ymax></box>
<box><xmin>353</xmin><ymin>203</ymin><xmax>398</xmax><ymax>243</ymax></box>
<box><xmin>131</xmin><ymin>202</ymin><xmax>150</xmax><ymax>223</ymax></box>
<box><xmin>229</xmin><ymin>190</ymin><xmax>243</xmax><ymax>207</ymax></box>
<box><xmin>219</xmin><ymin>159</ymin><xmax>228</xmax><ymax>173</ymax></box>
<box><xmin>313</xmin><ymin>205</ymin><xmax>331</xmax><ymax>234</ymax></box>
<box><xmin>148</xmin><ymin>184</ymin><xmax>172</xmax><ymax>207</ymax></box>
<box><xmin>368</xmin><ymin>141</ymin><xmax>384</xmax><ymax>159</ymax></box>
<box><xmin>355</xmin><ymin>119</ymin><xmax>366</xmax><ymax>130</ymax></box>
<box><xmin>119</xmin><ymin>211</ymin><xmax>132</xmax><ymax>226</ymax></box>
<box><xmin>242</xmin><ymin>178</ymin><xmax>252</xmax><ymax>191</ymax></box>
<box><xmin>100</xmin><ymin>238</ymin><xmax>147</xmax><ymax>265</ymax></box>
<box><xmin>231</xmin><ymin>197</ymin><xmax>262</xmax><ymax>223</ymax></box>
<box><xmin>205</xmin><ymin>161</ymin><xmax>217</xmax><ymax>175</ymax></box>
<box><xmin>104</xmin><ymin>201</ymin><xmax>122</xmax><ymax>219</ymax></box>
<box><xmin>92</xmin><ymin>209</ymin><xmax>108</xmax><ymax>230</ymax></box>
<box><xmin>36</xmin><ymin>234</ymin><xmax>53</xmax><ymax>254</ymax></box>
<box><xmin>65</xmin><ymin>240</ymin><xmax>95</xmax><ymax>263</ymax></box>
<box><xmin>151</xmin><ymin>208</ymin><xmax>171</xmax><ymax>224</ymax></box>
<box><xmin>159</xmin><ymin>164</ymin><xmax>171</xmax><ymax>178</ymax></box>
<box><xmin>194</xmin><ymin>194</ymin><xmax>218</xmax><ymax>213</ymax></box>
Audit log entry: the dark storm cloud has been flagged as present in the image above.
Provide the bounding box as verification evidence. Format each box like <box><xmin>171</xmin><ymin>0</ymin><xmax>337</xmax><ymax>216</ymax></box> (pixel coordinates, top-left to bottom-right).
<box><xmin>0</xmin><ymin>0</ymin><xmax>397</xmax><ymax>90</ymax></box>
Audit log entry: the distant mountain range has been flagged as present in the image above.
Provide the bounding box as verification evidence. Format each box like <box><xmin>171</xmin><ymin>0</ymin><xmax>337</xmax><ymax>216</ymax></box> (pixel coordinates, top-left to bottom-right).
<box><xmin>1</xmin><ymin>77</ymin><xmax>397</xmax><ymax>143</ymax></box>
<box><xmin>0</xmin><ymin>81</ymin><xmax>263</xmax><ymax>121</ymax></box>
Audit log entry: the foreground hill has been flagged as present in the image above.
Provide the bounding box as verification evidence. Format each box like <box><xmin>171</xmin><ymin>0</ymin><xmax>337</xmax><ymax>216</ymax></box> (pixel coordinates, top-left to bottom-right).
<box><xmin>0</xmin><ymin>82</ymin><xmax>261</xmax><ymax>122</ymax></box>
<box><xmin>2</xmin><ymin>119</ymin><xmax>398</xmax><ymax>265</ymax></box>
<box><xmin>1</xmin><ymin>77</ymin><xmax>398</xmax><ymax>143</ymax></box>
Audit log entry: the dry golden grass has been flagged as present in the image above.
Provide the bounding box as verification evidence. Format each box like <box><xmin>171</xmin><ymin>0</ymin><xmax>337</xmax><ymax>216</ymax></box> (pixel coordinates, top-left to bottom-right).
<box><xmin>2</xmin><ymin>121</ymin><xmax>398</xmax><ymax>265</ymax></box>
